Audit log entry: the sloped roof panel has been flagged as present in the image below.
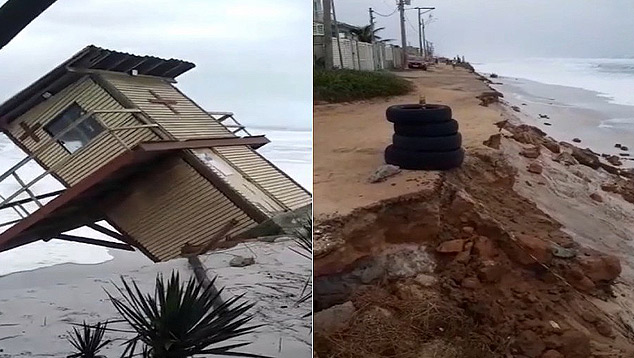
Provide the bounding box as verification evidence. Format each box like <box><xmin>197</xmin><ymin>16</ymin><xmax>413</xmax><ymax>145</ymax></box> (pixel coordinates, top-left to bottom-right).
<box><xmin>0</xmin><ymin>45</ymin><xmax>195</xmax><ymax>128</ymax></box>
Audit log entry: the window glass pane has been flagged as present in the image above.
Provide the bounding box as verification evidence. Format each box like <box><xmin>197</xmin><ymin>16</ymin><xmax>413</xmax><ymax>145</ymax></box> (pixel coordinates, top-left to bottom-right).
<box><xmin>43</xmin><ymin>103</ymin><xmax>104</xmax><ymax>153</ymax></box>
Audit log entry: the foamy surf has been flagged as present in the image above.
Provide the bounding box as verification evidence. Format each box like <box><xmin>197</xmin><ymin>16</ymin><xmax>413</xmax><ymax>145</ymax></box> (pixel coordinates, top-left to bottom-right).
<box><xmin>0</xmin><ymin>239</ymin><xmax>114</xmax><ymax>277</ymax></box>
<box><xmin>473</xmin><ymin>57</ymin><xmax>634</xmax><ymax>107</ymax></box>
<box><xmin>598</xmin><ymin>117</ymin><xmax>634</xmax><ymax>130</ymax></box>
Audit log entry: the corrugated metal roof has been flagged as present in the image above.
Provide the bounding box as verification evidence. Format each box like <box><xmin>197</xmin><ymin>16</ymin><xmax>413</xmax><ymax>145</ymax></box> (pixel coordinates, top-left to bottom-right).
<box><xmin>0</xmin><ymin>45</ymin><xmax>195</xmax><ymax>128</ymax></box>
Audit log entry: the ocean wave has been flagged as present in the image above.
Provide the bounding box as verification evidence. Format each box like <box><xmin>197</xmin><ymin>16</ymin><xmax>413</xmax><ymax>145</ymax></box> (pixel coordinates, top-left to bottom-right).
<box><xmin>598</xmin><ymin>117</ymin><xmax>634</xmax><ymax>129</ymax></box>
<box><xmin>474</xmin><ymin>58</ymin><xmax>634</xmax><ymax>106</ymax></box>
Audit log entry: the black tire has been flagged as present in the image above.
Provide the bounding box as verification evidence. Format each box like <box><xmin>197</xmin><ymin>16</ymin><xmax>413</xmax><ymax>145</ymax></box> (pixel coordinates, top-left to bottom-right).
<box><xmin>392</xmin><ymin>133</ymin><xmax>462</xmax><ymax>152</ymax></box>
<box><xmin>394</xmin><ymin>119</ymin><xmax>459</xmax><ymax>137</ymax></box>
<box><xmin>384</xmin><ymin>145</ymin><xmax>464</xmax><ymax>170</ymax></box>
<box><xmin>386</xmin><ymin>104</ymin><xmax>452</xmax><ymax>124</ymax></box>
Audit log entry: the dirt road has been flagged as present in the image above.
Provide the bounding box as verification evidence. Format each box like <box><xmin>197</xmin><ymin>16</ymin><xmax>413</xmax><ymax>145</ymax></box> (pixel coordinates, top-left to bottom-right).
<box><xmin>313</xmin><ymin>65</ymin><xmax>501</xmax><ymax>218</ymax></box>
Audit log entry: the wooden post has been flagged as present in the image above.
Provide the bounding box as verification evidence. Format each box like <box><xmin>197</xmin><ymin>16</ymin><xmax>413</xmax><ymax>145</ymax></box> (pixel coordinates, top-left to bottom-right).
<box><xmin>188</xmin><ymin>255</ymin><xmax>224</xmax><ymax>309</ymax></box>
<box><xmin>182</xmin><ymin>219</ymin><xmax>238</xmax><ymax>309</ymax></box>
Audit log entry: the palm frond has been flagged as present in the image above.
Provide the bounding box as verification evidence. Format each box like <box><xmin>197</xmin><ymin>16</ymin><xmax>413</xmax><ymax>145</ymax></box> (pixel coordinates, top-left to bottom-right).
<box><xmin>106</xmin><ymin>271</ymin><xmax>269</xmax><ymax>358</ymax></box>
<box><xmin>289</xmin><ymin>213</ymin><xmax>312</xmax><ymax>311</ymax></box>
<box><xmin>290</xmin><ymin>213</ymin><xmax>312</xmax><ymax>256</ymax></box>
<box><xmin>351</xmin><ymin>24</ymin><xmax>386</xmax><ymax>43</ymax></box>
<box><xmin>66</xmin><ymin>321</ymin><xmax>111</xmax><ymax>358</ymax></box>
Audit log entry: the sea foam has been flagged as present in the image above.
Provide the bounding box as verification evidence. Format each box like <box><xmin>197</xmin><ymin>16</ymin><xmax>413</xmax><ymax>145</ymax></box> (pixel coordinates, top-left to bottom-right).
<box><xmin>474</xmin><ymin>57</ymin><xmax>634</xmax><ymax>107</ymax></box>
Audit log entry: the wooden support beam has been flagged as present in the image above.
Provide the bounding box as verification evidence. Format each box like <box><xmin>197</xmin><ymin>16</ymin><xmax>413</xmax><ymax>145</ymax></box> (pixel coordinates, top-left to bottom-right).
<box><xmin>188</xmin><ymin>256</ymin><xmax>224</xmax><ymax>309</ymax></box>
<box><xmin>52</xmin><ymin>234</ymin><xmax>134</xmax><ymax>251</ymax></box>
<box><xmin>138</xmin><ymin>136</ymin><xmax>270</xmax><ymax>152</ymax></box>
<box><xmin>87</xmin><ymin>223</ymin><xmax>126</xmax><ymax>242</ymax></box>
<box><xmin>0</xmin><ymin>189</ymin><xmax>64</xmax><ymax>211</ymax></box>
<box><xmin>184</xmin><ymin>219</ymin><xmax>238</xmax><ymax>309</ymax></box>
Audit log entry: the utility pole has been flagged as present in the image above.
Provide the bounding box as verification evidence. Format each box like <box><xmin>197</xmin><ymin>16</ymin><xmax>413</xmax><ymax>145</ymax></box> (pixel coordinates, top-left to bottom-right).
<box><xmin>413</xmin><ymin>7</ymin><xmax>434</xmax><ymax>59</ymax></box>
<box><xmin>398</xmin><ymin>0</ymin><xmax>407</xmax><ymax>69</ymax></box>
<box><xmin>422</xmin><ymin>20</ymin><xmax>427</xmax><ymax>59</ymax></box>
<box><xmin>417</xmin><ymin>8</ymin><xmax>422</xmax><ymax>56</ymax></box>
<box><xmin>369</xmin><ymin>7</ymin><xmax>375</xmax><ymax>44</ymax></box>
<box><xmin>322</xmin><ymin>0</ymin><xmax>333</xmax><ymax>69</ymax></box>
<box><xmin>331</xmin><ymin>0</ymin><xmax>344</xmax><ymax>68</ymax></box>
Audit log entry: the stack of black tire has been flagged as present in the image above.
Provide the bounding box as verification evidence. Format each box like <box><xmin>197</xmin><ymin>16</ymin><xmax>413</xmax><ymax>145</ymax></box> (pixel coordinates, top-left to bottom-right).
<box><xmin>385</xmin><ymin>104</ymin><xmax>464</xmax><ymax>170</ymax></box>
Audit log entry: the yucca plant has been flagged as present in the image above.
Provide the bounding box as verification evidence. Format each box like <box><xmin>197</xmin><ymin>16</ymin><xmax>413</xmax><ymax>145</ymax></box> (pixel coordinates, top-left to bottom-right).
<box><xmin>107</xmin><ymin>272</ymin><xmax>268</xmax><ymax>358</ymax></box>
<box><xmin>66</xmin><ymin>321</ymin><xmax>111</xmax><ymax>358</ymax></box>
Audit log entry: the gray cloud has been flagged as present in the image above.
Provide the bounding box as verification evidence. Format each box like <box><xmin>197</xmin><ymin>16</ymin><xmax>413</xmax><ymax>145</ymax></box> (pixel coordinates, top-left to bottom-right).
<box><xmin>0</xmin><ymin>0</ymin><xmax>311</xmax><ymax>129</ymax></box>
<box><xmin>333</xmin><ymin>0</ymin><xmax>634</xmax><ymax>61</ymax></box>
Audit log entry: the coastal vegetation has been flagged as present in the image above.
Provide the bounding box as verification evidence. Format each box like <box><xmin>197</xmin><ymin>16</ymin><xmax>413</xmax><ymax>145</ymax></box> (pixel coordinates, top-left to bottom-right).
<box><xmin>349</xmin><ymin>25</ymin><xmax>393</xmax><ymax>44</ymax></box>
<box><xmin>314</xmin><ymin>69</ymin><xmax>413</xmax><ymax>103</ymax></box>
<box><xmin>292</xmin><ymin>215</ymin><xmax>312</xmax><ymax>316</ymax></box>
<box><xmin>66</xmin><ymin>272</ymin><xmax>264</xmax><ymax>358</ymax></box>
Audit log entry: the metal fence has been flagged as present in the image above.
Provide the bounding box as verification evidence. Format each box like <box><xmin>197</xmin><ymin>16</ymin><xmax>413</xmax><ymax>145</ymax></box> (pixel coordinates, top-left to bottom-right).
<box><xmin>320</xmin><ymin>37</ymin><xmax>404</xmax><ymax>71</ymax></box>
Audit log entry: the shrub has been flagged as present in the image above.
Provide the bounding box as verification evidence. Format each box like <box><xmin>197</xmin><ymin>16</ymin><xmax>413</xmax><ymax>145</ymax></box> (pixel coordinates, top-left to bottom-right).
<box><xmin>314</xmin><ymin>69</ymin><xmax>413</xmax><ymax>103</ymax></box>
<box><xmin>107</xmin><ymin>272</ymin><xmax>266</xmax><ymax>358</ymax></box>
<box><xmin>66</xmin><ymin>321</ymin><xmax>111</xmax><ymax>358</ymax></box>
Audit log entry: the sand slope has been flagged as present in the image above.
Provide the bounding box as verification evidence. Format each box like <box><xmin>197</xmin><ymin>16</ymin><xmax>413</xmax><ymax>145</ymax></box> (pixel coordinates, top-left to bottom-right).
<box><xmin>0</xmin><ymin>239</ymin><xmax>311</xmax><ymax>357</ymax></box>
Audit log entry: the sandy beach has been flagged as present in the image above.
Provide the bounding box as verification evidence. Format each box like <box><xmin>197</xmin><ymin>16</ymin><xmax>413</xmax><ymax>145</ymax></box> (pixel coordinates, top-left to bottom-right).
<box><xmin>488</xmin><ymin>76</ymin><xmax>634</xmax><ymax>166</ymax></box>
<box><xmin>0</xmin><ymin>239</ymin><xmax>311</xmax><ymax>357</ymax></box>
<box><xmin>314</xmin><ymin>63</ymin><xmax>634</xmax><ymax>357</ymax></box>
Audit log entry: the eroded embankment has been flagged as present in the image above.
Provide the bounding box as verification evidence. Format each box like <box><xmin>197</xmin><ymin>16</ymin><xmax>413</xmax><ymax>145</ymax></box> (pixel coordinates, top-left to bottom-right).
<box><xmin>314</xmin><ymin>147</ymin><xmax>633</xmax><ymax>358</ymax></box>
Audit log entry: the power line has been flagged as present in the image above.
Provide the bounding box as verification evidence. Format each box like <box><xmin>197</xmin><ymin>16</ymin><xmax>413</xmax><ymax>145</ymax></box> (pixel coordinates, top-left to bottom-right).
<box><xmin>404</xmin><ymin>11</ymin><xmax>418</xmax><ymax>33</ymax></box>
<box><xmin>374</xmin><ymin>7</ymin><xmax>398</xmax><ymax>17</ymax></box>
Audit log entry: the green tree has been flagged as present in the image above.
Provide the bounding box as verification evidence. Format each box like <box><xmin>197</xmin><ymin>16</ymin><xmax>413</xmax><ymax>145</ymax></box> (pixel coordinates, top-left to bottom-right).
<box><xmin>351</xmin><ymin>25</ymin><xmax>393</xmax><ymax>43</ymax></box>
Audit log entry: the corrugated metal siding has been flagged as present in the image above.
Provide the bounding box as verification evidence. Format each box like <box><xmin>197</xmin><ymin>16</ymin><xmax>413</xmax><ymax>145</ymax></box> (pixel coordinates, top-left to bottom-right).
<box><xmin>7</xmin><ymin>76</ymin><xmax>159</xmax><ymax>185</ymax></box>
<box><xmin>101</xmin><ymin>73</ymin><xmax>232</xmax><ymax>139</ymax></box>
<box><xmin>108</xmin><ymin>157</ymin><xmax>257</xmax><ymax>261</ymax></box>
<box><xmin>214</xmin><ymin>146</ymin><xmax>312</xmax><ymax>210</ymax></box>
<box><xmin>103</xmin><ymin>72</ymin><xmax>312</xmax><ymax>211</ymax></box>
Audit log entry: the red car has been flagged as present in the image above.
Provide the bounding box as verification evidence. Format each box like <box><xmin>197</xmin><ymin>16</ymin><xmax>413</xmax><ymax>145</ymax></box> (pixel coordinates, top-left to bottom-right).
<box><xmin>408</xmin><ymin>56</ymin><xmax>427</xmax><ymax>70</ymax></box>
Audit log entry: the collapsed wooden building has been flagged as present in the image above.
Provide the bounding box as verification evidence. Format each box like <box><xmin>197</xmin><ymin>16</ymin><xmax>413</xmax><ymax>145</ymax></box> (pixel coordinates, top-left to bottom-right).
<box><xmin>0</xmin><ymin>45</ymin><xmax>311</xmax><ymax>261</ymax></box>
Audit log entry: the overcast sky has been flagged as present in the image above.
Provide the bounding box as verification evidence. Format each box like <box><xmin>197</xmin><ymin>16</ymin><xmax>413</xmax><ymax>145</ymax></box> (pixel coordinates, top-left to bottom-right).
<box><xmin>334</xmin><ymin>0</ymin><xmax>634</xmax><ymax>61</ymax></box>
<box><xmin>0</xmin><ymin>0</ymin><xmax>311</xmax><ymax>130</ymax></box>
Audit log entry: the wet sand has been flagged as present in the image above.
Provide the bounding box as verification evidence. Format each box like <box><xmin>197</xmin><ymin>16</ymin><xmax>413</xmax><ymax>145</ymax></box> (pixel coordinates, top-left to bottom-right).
<box><xmin>490</xmin><ymin>76</ymin><xmax>634</xmax><ymax>165</ymax></box>
<box><xmin>0</xmin><ymin>239</ymin><xmax>311</xmax><ymax>357</ymax></box>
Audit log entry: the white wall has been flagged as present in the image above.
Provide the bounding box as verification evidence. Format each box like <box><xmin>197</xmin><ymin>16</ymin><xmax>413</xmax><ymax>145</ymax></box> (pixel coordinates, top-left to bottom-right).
<box><xmin>330</xmin><ymin>38</ymin><xmax>402</xmax><ymax>71</ymax></box>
